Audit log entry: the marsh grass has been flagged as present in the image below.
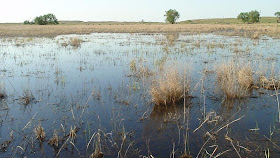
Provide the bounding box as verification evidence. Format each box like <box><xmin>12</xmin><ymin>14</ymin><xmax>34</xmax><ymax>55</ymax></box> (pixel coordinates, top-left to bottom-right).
<box><xmin>127</xmin><ymin>59</ymin><xmax>153</xmax><ymax>78</ymax></box>
<box><xmin>2</xmin><ymin>24</ymin><xmax>280</xmax><ymax>38</ymax></box>
<box><xmin>256</xmin><ymin>64</ymin><xmax>280</xmax><ymax>90</ymax></box>
<box><xmin>69</xmin><ymin>37</ymin><xmax>83</xmax><ymax>48</ymax></box>
<box><xmin>48</xmin><ymin>130</ymin><xmax>59</xmax><ymax>147</ymax></box>
<box><xmin>34</xmin><ymin>124</ymin><xmax>45</xmax><ymax>143</ymax></box>
<box><xmin>258</xmin><ymin>75</ymin><xmax>280</xmax><ymax>90</ymax></box>
<box><xmin>150</xmin><ymin>67</ymin><xmax>189</xmax><ymax>106</ymax></box>
<box><xmin>216</xmin><ymin>61</ymin><xmax>253</xmax><ymax>99</ymax></box>
<box><xmin>89</xmin><ymin>132</ymin><xmax>103</xmax><ymax>158</ymax></box>
<box><xmin>165</xmin><ymin>32</ymin><xmax>179</xmax><ymax>46</ymax></box>
<box><xmin>21</xmin><ymin>89</ymin><xmax>33</xmax><ymax>105</ymax></box>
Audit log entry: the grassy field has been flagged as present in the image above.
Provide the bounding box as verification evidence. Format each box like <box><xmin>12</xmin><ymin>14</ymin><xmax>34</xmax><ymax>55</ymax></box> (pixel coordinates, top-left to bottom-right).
<box><xmin>181</xmin><ymin>17</ymin><xmax>279</xmax><ymax>24</ymax></box>
<box><xmin>0</xmin><ymin>17</ymin><xmax>279</xmax><ymax>38</ymax></box>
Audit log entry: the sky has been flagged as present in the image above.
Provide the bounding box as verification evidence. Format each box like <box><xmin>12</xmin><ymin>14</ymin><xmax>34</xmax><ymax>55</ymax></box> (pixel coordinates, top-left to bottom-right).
<box><xmin>0</xmin><ymin>0</ymin><xmax>280</xmax><ymax>23</ymax></box>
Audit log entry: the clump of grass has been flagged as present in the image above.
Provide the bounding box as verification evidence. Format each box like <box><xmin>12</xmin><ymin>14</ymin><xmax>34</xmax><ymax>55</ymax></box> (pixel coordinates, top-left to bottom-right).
<box><xmin>252</xmin><ymin>31</ymin><xmax>259</xmax><ymax>39</ymax></box>
<box><xmin>129</xmin><ymin>59</ymin><xmax>136</xmax><ymax>72</ymax></box>
<box><xmin>165</xmin><ymin>32</ymin><xmax>179</xmax><ymax>46</ymax></box>
<box><xmin>48</xmin><ymin>130</ymin><xmax>59</xmax><ymax>147</ymax></box>
<box><xmin>34</xmin><ymin>124</ymin><xmax>45</xmax><ymax>143</ymax></box>
<box><xmin>127</xmin><ymin>59</ymin><xmax>153</xmax><ymax>78</ymax></box>
<box><xmin>258</xmin><ymin>75</ymin><xmax>280</xmax><ymax>90</ymax></box>
<box><xmin>21</xmin><ymin>90</ymin><xmax>33</xmax><ymax>105</ymax></box>
<box><xmin>89</xmin><ymin>132</ymin><xmax>104</xmax><ymax>158</ymax></box>
<box><xmin>69</xmin><ymin>37</ymin><xmax>83</xmax><ymax>48</ymax></box>
<box><xmin>180</xmin><ymin>154</ymin><xmax>192</xmax><ymax>158</ymax></box>
<box><xmin>150</xmin><ymin>67</ymin><xmax>189</xmax><ymax>106</ymax></box>
<box><xmin>69</xmin><ymin>126</ymin><xmax>77</xmax><ymax>140</ymax></box>
<box><xmin>216</xmin><ymin>61</ymin><xmax>253</xmax><ymax>99</ymax></box>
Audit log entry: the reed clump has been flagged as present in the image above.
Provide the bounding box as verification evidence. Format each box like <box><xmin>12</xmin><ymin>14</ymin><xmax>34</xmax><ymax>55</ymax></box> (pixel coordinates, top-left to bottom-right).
<box><xmin>150</xmin><ymin>67</ymin><xmax>189</xmax><ymax>106</ymax></box>
<box><xmin>69</xmin><ymin>37</ymin><xmax>82</xmax><ymax>48</ymax></box>
<box><xmin>258</xmin><ymin>75</ymin><xmax>280</xmax><ymax>90</ymax></box>
<box><xmin>48</xmin><ymin>130</ymin><xmax>59</xmax><ymax>147</ymax></box>
<box><xmin>216</xmin><ymin>61</ymin><xmax>253</xmax><ymax>99</ymax></box>
<box><xmin>34</xmin><ymin>124</ymin><xmax>45</xmax><ymax>143</ymax></box>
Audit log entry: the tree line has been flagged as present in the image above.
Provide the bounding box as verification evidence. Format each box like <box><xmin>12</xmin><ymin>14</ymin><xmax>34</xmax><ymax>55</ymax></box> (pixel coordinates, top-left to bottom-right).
<box><xmin>24</xmin><ymin>11</ymin><xmax>280</xmax><ymax>25</ymax></box>
<box><xmin>165</xmin><ymin>9</ymin><xmax>280</xmax><ymax>24</ymax></box>
<box><xmin>24</xmin><ymin>13</ymin><xmax>59</xmax><ymax>25</ymax></box>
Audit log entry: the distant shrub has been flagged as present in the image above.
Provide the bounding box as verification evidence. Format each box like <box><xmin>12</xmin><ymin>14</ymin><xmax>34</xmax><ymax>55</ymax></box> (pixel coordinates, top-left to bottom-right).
<box><xmin>24</xmin><ymin>13</ymin><xmax>59</xmax><ymax>25</ymax></box>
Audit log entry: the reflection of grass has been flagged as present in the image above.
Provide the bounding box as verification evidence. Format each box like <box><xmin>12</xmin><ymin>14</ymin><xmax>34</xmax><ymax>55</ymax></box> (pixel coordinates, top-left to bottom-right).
<box><xmin>216</xmin><ymin>61</ymin><xmax>253</xmax><ymax>99</ymax></box>
<box><xmin>150</xmin><ymin>67</ymin><xmax>189</xmax><ymax>106</ymax></box>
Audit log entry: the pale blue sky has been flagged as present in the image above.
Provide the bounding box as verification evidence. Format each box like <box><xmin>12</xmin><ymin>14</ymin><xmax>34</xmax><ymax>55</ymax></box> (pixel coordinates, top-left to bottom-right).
<box><xmin>1</xmin><ymin>0</ymin><xmax>279</xmax><ymax>23</ymax></box>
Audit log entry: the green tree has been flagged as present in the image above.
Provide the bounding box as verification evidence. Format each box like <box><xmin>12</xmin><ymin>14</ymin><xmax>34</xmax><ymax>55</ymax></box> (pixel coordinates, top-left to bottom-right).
<box><xmin>248</xmin><ymin>10</ymin><xmax>260</xmax><ymax>23</ymax></box>
<box><xmin>275</xmin><ymin>12</ymin><xmax>280</xmax><ymax>18</ymax></box>
<box><xmin>237</xmin><ymin>12</ymin><xmax>249</xmax><ymax>23</ymax></box>
<box><xmin>24</xmin><ymin>20</ymin><xmax>30</xmax><ymax>25</ymax></box>
<box><xmin>237</xmin><ymin>10</ymin><xmax>260</xmax><ymax>23</ymax></box>
<box><xmin>25</xmin><ymin>13</ymin><xmax>59</xmax><ymax>25</ymax></box>
<box><xmin>275</xmin><ymin>12</ymin><xmax>280</xmax><ymax>23</ymax></box>
<box><xmin>45</xmin><ymin>14</ymin><xmax>59</xmax><ymax>25</ymax></box>
<box><xmin>164</xmin><ymin>9</ymin><xmax>180</xmax><ymax>24</ymax></box>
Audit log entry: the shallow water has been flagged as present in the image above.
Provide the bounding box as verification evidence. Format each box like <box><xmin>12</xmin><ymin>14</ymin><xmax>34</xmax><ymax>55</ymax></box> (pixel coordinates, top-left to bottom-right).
<box><xmin>0</xmin><ymin>33</ymin><xmax>280</xmax><ymax>157</ymax></box>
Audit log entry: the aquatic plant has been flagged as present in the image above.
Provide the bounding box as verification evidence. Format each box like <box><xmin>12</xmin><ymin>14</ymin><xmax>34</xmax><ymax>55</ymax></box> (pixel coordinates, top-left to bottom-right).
<box><xmin>69</xmin><ymin>37</ymin><xmax>82</xmax><ymax>48</ymax></box>
<box><xmin>150</xmin><ymin>67</ymin><xmax>189</xmax><ymax>106</ymax></box>
<box><xmin>34</xmin><ymin>124</ymin><xmax>45</xmax><ymax>143</ymax></box>
<box><xmin>48</xmin><ymin>130</ymin><xmax>59</xmax><ymax>147</ymax></box>
<box><xmin>216</xmin><ymin>61</ymin><xmax>253</xmax><ymax>99</ymax></box>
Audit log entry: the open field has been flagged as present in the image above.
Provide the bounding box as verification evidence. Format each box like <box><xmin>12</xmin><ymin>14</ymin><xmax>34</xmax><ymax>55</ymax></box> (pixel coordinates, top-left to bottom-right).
<box><xmin>1</xmin><ymin>22</ymin><xmax>280</xmax><ymax>38</ymax></box>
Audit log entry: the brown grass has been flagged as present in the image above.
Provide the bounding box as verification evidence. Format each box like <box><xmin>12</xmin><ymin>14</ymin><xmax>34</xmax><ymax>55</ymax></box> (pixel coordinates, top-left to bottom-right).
<box><xmin>21</xmin><ymin>90</ymin><xmax>33</xmax><ymax>105</ymax></box>
<box><xmin>0</xmin><ymin>24</ymin><xmax>280</xmax><ymax>38</ymax></box>
<box><xmin>150</xmin><ymin>67</ymin><xmax>189</xmax><ymax>106</ymax></box>
<box><xmin>48</xmin><ymin>130</ymin><xmax>59</xmax><ymax>147</ymax></box>
<box><xmin>258</xmin><ymin>75</ymin><xmax>280</xmax><ymax>90</ymax></box>
<box><xmin>34</xmin><ymin>124</ymin><xmax>45</xmax><ymax>143</ymax></box>
<box><xmin>69</xmin><ymin>37</ymin><xmax>82</xmax><ymax>48</ymax></box>
<box><xmin>216</xmin><ymin>61</ymin><xmax>253</xmax><ymax>99</ymax></box>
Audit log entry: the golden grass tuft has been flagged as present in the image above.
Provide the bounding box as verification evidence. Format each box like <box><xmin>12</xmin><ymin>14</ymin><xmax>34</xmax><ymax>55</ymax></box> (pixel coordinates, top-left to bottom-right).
<box><xmin>69</xmin><ymin>37</ymin><xmax>82</xmax><ymax>48</ymax></box>
<box><xmin>48</xmin><ymin>130</ymin><xmax>59</xmax><ymax>147</ymax></box>
<box><xmin>216</xmin><ymin>61</ymin><xmax>253</xmax><ymax>99</ymax></box>
<box><xmin>34</xmin><ymin>124</ymin><xmax>45</xmax><ymax>143</ymax></box>
<box><xmin>150</xmin><ymin>67</ymin><xmax>189</xmax><ymax>106</ymax></box>
<box><xmin>89</xmin><ymin>152</ymin><xmax>104</xmax><ymax>158</ymax></box>
<box><xmin>258</xmin><ymin>75</ymin><xmax>280</xmax><ymax>90</ymax></box>
<box><xmin>252</xmin><ymin>31</ymin><xmax>259</xmax><ymax>39</ymax></box>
